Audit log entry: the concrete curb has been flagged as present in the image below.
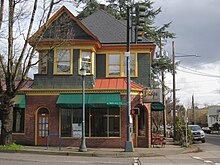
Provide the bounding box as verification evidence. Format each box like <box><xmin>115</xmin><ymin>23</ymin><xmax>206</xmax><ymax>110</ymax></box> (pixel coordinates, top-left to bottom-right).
<box><xmin>0</xmin><ymin>144</ymin><xmax>200</xmax><ymax>158</ymax></box>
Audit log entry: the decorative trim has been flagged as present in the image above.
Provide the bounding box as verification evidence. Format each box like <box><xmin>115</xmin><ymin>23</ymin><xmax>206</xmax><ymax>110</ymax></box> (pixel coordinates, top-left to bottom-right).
<box><xmin>19</xmin><ymin>88</ymin><xmax>143</xmax><ymax>96</ymax></box>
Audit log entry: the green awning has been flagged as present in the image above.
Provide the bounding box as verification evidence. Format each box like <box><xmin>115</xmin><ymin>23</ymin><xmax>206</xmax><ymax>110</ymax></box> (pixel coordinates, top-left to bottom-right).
<box><xmin>13</xmin><ymin>94</ymin><xmax>26</xmax><ymax>109</ymax></box>
<box><xmin>151</xmin><ymin>102</ymin><xmax>164</xmax><ymax>111</ymax></box>
<box><xmin>56</xmin><ymin>93</ymin><xmax>125</xmax><ymax>108</ymax></box>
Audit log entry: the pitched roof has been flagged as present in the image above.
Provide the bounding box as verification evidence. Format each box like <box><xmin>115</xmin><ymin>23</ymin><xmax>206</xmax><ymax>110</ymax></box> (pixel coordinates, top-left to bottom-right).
<box><xmin>94</xmin><ymin>78</ymin><xmax>144</xmax><ymax>90</ymax></box>
<box><xmin>81</xmin><ymin>10</ymin><xmax>153</xmax><ymax>44</ymax></box>
<box><xmin>29</xmin><ymin>6</ymin><xmax>99</xmax><ymax>45</ymax></box>
<box><xmin>81</xmin><ymin>10</ymin><xmax>127</xmax><ymax>44</ymax></box>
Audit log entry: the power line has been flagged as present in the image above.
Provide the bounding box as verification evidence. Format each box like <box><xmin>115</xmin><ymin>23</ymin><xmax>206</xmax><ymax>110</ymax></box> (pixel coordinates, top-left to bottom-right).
<box><xmin>177</xmin><ymin>65</ymin><xmax>220</xmax><ymax>78</ymax></box>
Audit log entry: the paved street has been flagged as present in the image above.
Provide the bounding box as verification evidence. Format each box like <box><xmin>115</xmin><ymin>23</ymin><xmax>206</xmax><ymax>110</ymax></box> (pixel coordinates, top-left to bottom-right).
<box><xmin>0</xmin><ymin>134</ymin><xmax>220</xmax><ymax>165</ymax></box>
<box><xmin>0</xmin><ymin>152</ymin><xmax>217</xmax><ymax>165</ymax></box>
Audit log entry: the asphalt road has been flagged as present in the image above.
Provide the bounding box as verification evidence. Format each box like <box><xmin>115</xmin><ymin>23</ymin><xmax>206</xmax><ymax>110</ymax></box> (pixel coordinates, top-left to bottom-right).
<box><xmin>0</xmin><ymin>134</ymin><xmax>219</xmax><ymax>165</ymax></box>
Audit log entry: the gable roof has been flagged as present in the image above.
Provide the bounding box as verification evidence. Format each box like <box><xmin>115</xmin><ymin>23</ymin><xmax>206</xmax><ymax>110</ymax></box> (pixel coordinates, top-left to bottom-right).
<box><xmin>81</xmin><ymin>9</ymin><xmax>153</xmax><ymax>45</ymax></box>
<box><xmin>29</xmin><ymin>6</ymin><xmax>99</xmax><ymax>45</ymax></box>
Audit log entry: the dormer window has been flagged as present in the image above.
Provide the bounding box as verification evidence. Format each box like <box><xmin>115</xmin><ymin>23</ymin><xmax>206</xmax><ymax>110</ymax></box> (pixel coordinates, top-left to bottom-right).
<box><xmin>54</xmin><ymin>48</ymin><xmax>73</xmax><ymax>75</ymax></box>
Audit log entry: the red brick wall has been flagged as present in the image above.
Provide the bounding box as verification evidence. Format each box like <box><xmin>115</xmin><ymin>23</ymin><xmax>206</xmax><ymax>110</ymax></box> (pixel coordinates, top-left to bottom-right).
<box><xmin>13</xmin><ymin>94</ymin><xmax>151</xmax><ymax>148</ymax></box>
<box><xmin>14</xmin><ymin>95</ymin><xmax>59</xmax><ymax>146</ymax></box>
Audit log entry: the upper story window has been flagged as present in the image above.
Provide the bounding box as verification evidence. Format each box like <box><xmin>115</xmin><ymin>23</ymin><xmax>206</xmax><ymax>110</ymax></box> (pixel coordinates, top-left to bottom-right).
<box><xmin>54</xmin><ymin>48</ymin><xmax>73</xmax><ymax>74</ymax></box>
<box><xmin>124</xmin><ymin>53</ymin><xmax>137</xmax><ymax>77</ymax></box>
<box><xmin>107</xmin><ymin>53</ymin><xmax>121</xmax><ymax>76</ymax></box>
<box><xmin>107</xmin><ymin>53</ymin><xmax>137</xmax><ymax>77</ymax></box>
<box><xmin>79</xmin><ymin>50</ymin><xmax>94</xmax><ymax>75</ymax></box>
<box><xmin>38</xmin><ymin>50</ymin><xmax>48</xmax><ymax>74</ymax></box>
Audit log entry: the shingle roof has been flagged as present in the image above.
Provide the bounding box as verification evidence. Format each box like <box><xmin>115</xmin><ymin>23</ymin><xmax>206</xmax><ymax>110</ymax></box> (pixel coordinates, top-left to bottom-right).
<box><xmin>81</xmin><ymin>10</ymin><xmax>127</xmax><ymax>44</ymax></box>
<box><xmin>1</xmin><ymin>80</ymin><xmax>33</xmax><ymax>90</ymax></box>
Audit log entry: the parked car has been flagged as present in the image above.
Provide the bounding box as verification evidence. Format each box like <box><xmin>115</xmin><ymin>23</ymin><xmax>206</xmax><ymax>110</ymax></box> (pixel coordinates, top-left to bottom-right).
<box><xmin>202</xmin><ymin>127</ymin><xmax>211</xmax><ymax>134</ymax></box>
<box><xmin>188</xmin><ymin>125</ymin><xmax>205</xmax><ymax>143</ymax></box>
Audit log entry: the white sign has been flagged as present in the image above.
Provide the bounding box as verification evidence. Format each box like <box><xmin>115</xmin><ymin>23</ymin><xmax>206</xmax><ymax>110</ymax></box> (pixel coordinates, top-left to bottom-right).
<box><xmin>152</xmin><ymin>88</ymin><xmax>162</xmax><ymax>103</ymax></box>
<box><xmin>72</xmin><ymin>123</ymin><xmax>82</xmax><ymax>137</ymax></box>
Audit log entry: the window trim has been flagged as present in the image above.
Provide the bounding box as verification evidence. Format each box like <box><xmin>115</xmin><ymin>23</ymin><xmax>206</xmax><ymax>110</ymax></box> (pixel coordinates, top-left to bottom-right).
<box><xmin>59</xmin><ymin>107</ymin><xmax>121</xmax><ymax>138</ymax></box>
<box><xmin>54</xmin><ymin>48</ymin><xmax>73</xmax><ymax>75</ymax></box>
<box><xmin>123</xmin><ymin>52</ymin><xmax>138</xmax><ymax>77</ymax></box>
<box><xmin>79</xmin><ymin>50</ymin><xmax>94</xmax><ymax>75</ymax></box>
<box><xmin>106</xmin><ymin>52</ymin><xmax>138</xmax><ymax>77</ymax></box>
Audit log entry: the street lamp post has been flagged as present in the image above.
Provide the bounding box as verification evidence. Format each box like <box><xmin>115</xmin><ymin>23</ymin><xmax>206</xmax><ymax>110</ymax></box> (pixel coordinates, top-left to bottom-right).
<box><xmin>124</xmin><ymin>5</ymin><xmax>134</xmax><ymax>152</ymax></box>
<box><xmin>79</xmin><ymin>64</ymin><xmax>87</xmax><ymax>152</ymax></box>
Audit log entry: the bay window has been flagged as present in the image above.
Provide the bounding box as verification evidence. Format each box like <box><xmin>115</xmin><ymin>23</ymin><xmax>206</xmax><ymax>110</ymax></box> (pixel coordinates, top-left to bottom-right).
<box><xmin>38</xmin><ymin>50</ymin><xmax>48</xmax><ymax>74</ymax></box>
<box><xmin>81</xmin><ymin>50</ymin><xmax>92</xmax><ymax>74</ymax></box>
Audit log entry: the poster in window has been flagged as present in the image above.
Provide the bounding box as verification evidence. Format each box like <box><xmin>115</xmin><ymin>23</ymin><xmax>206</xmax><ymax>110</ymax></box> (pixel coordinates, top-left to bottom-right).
<box><xmin>72</xmin><ymin>123</ymin><xmax>82</xmax><ymax>137</ymax></box>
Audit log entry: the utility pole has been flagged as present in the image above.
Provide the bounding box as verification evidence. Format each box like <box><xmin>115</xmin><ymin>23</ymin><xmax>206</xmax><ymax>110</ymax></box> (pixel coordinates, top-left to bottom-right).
<box><xmin>192</xmin><ymin>94</ymin><xmax>195</xmax><ymax>125</ymax></box>
<box><xmin>159</xmin><ymin>37</ymin><xmax>166</xmax><ymax>137</ymax></box>
<box><xmin>172</xmin><ymin>41</ymin><xmax>176</xmax><ymax>141</ymax></box>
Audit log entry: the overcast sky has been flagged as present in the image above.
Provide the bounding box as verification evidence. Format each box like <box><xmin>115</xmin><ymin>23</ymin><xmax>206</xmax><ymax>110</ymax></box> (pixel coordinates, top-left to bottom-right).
<box><xmin>61</xmin><ymin>1</ymin><xmax>220</xmax><ymax>108</ymax></box>
<box><xmin>151</xmin><ymin>0</ymin><xmax>220</xmax><ymax>108</ymax></box>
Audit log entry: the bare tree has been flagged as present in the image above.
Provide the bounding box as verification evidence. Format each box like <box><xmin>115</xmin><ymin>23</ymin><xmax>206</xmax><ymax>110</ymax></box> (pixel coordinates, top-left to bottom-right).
<box><xmin>0</xmin><ymin>0</ymin><xmax>74</xmax><ymax>145</ymax></box>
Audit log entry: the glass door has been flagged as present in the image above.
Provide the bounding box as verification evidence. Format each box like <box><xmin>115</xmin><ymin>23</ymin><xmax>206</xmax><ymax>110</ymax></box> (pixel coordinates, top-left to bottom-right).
<box><xmin>37</xmin><ymin>108</ymin><xmax>49</xmax><ymax>145</ymax></box>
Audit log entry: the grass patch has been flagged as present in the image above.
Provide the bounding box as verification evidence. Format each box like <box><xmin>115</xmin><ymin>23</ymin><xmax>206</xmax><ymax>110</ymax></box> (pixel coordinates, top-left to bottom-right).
<box><xmin>0</xmin><ymin>143</ymin><xmax>24</xmax><ymax>150</ymax></box>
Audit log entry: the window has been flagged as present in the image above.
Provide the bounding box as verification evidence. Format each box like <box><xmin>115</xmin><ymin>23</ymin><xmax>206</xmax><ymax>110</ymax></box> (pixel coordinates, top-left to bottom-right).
<box><xmin>124</xmin><ymin>53</ymin><xmax>136</xmax><ymax>77</ymax></box>
<box><xmin>107</xmin><ymin>54</ymin><xmax>121</xmax><ymax>76</ymax></box>
<box><xmin>13</xmin><ymin>109</ymin><xmax>24</xmax><ymax>133</ymax></box>
<box><xmin>61</xmin><ymin>109</ymin><xmax>82</xmax><ymax>137</ymax></box>
<box><xmin>107</xmin><ymin>53</ymin><xmax>137</xmax><ymax>77</ymax></box>
<box><xmin>61</xmin><ymin>108</ymin><xmax>120</xmax><ymax>137</ymax></box>
<box><xmin>54</xmin><ymin>49</ymin><xmax>72</xmax><ymax>74</ymax></box>
<box><xmin>138</xmin><ymin>108</ymin><xmax>145</xmax><ymax>136</ymax></box>
<box><xmin>38</xmin><ymin>50</ymin><xmax>48</xmax><ymax>74</ymax></box>
<box><xmin>81</xmin><ymin>50</ymin><xmax>92</xmax><ymax>74</ymax></box>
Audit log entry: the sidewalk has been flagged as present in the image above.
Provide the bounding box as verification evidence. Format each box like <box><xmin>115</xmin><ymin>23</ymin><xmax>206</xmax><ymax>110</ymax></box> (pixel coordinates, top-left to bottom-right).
<box><xmin>1</xmin><ymin>144</ymin><xmax>200</xmax><ymax>158</ymax></box>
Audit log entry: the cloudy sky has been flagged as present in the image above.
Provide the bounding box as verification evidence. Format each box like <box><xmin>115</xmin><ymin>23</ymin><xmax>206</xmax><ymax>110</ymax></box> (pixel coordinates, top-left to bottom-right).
<box><xmin>151</xmin><ymin>0</ymin><xmax>220</xmax><ymax>108</ymax></box>
<box><xmin>62</xmin><ymin>1</ymin><xmax>220</xmax><ymax>108</ymax></box>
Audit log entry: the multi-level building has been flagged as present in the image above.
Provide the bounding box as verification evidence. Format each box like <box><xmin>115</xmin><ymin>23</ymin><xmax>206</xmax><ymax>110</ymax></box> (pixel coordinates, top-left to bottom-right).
<box><xmin>1</xmin><ymin>6</ymin><xmax>164</xmax><ymax>148</ymax></box>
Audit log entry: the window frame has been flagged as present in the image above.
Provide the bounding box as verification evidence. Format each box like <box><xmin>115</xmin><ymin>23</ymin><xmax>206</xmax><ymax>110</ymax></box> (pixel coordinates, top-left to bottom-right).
<box><xmin>106</xmin><ymin>53</ymin><xmax>122</xmax><ymax>77</ymax></box>
<box><xmin>123</xmin><ymin>52</ymin><xmax>138</xmax><ymax>77</ymax></box>
<box><xmin>106</xmin><ymin>52</ymin><xmax>138</xmax><ymax>77</ymax></box>
<box><xmin>54</xmin><ymin>48</ymin><xmax>73</xmax><ymax>75</ymax></box>
<box><xmin>60</xmin><ymin>107</ymin><xmax>121</xmax><ymax>138</ymax></box>
<box><xmin>79</xmin><ymin>50</ymin><xmax>94</xmax><ymax>75</ymax></box>
<box><xmin>12</xmin><ymin>108</ymin><xmax>25</xmax><ymax>134</ymax></box>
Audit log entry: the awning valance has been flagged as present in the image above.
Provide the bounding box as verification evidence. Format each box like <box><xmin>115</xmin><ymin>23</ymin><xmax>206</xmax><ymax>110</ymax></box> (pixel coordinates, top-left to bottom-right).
<box><xmin>56</xmin><ymin>93</ymin><xmax>126</xmax><ymax>108</ymax></box>
<box><xmin>151</xmin><ymin>102</ymin><xmax>164</xmax><ymax>111</ymax></box>
<box><xmin>13</xmin><ymin>94</ymin><xmax>26</xmax><ymax>109</ymax></box>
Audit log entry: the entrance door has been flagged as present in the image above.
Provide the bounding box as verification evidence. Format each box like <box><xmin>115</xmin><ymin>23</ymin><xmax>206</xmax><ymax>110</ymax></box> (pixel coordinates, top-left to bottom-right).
<box><xmin>37</xmin><ymin>108</ymin><xmax>49</xmax><ymax>145</ymax></box>
<box><xmin>132</xmin><ymin>115</ymin><xmax>138</xmax><ymax>147</ymax></box>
